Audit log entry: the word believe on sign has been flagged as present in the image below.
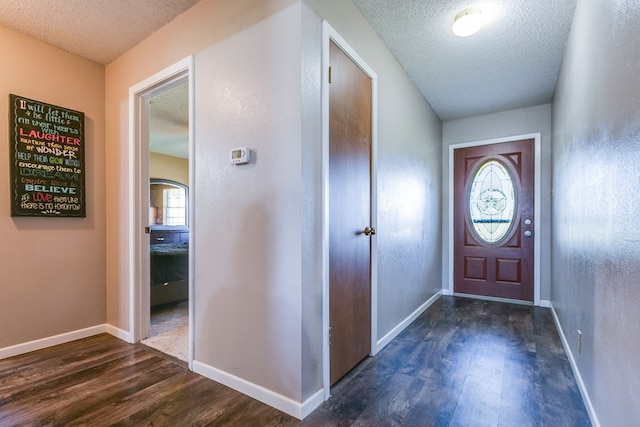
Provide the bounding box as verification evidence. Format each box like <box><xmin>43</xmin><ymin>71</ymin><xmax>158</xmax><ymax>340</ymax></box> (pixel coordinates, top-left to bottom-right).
<box><xmin>9</xmin><ymin>94</ymin><xmax>86</xmax><ymax>217</ymax></box>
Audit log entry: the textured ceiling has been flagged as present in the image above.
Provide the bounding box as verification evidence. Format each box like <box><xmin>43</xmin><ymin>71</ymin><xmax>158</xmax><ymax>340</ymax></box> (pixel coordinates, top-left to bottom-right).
<box><xmin>353</xmin><ymin>0</ymin><xmax>577</xmax><ymax>121</ymax></box>
<box><xmin>0</xmin><ymin>0</ymin><xmax>577</xmax><ymax>136</ymax></box>
<box><xmin>0</xmin><ymin>0</ymin><xmax>202</xmax><ymax>65</ymax></box>
<box><xmin>149</xmin><ymin>82</ymin><xmax>189</xmax><ymax>159</ymax></box>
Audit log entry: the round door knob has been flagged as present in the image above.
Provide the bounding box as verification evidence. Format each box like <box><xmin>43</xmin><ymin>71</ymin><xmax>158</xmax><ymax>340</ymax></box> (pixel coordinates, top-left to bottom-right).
<box><xmin>364</xmin><ymin>226</ymin><xmax>376</xmax><ymax>236</ymax></box>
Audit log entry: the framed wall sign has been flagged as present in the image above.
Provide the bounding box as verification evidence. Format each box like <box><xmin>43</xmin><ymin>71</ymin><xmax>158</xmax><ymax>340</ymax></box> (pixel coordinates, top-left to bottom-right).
<box><xmin>9</xmin><ymin>94</ymin><xmax>86</xmax><ymax>217</ymax></box>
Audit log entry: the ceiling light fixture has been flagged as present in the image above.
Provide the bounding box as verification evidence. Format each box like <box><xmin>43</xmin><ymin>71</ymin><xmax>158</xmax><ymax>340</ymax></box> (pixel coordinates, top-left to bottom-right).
<box><xmin>452</xmin><ymin>7</ymin><xmax>483</xmax><ymax>37</ymax></box>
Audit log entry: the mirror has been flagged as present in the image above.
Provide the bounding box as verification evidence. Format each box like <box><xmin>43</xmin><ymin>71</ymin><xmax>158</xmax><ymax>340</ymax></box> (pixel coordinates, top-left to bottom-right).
<box><xmin>149</xmin><ymin>179</ymin><xmax>188</xmax><ymax>227</ymax></box>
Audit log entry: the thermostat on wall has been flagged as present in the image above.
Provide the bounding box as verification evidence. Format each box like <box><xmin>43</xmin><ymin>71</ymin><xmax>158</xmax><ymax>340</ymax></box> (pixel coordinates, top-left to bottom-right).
<box><xmin>230</xmin><ymin>147</ymin><xmax>250</xmax><ymax>165</ymax></box>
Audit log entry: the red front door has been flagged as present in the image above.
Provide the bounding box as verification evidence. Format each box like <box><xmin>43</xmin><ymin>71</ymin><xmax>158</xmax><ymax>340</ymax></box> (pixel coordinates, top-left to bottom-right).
<box><xmin>454</xmin><ymin>139</ymin><xmax>534</xmax><ymax>301</ymax></box>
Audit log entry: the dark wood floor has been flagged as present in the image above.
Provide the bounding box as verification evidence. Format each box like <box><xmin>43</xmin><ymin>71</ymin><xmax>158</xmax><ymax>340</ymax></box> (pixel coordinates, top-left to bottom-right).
<box><xmin>0</xmin><ymin>296</ymin><xmax>590</xmax><ymax>426</ymax></box>
<box><xmin>305</xmin><ymin>296</ymin><xmax>590</xmax><ymax>426</ymax></box>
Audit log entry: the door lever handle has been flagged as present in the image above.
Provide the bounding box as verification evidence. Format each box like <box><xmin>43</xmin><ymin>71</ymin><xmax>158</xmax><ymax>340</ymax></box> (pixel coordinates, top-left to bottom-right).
<box><xmin>364</xmin><ymin>226</ymin><xmax>376</xmax><ymax>236</ymax></box>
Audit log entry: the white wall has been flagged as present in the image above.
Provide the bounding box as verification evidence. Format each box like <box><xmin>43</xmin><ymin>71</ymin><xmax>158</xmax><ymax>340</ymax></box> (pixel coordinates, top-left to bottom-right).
<box><xmin>300</xmin><ymin>2</ymin><xmax>324</xmax><ymax>402</ymax></box>
<box><xmin>193</xmin><ymin>0</ymin><xmax>304</xmax><ymax>402</ymax></box>
<box><xmin>442</xmin><ymin>104</ymin><xmax>552</xmax><ymax>301</ymax></box>
<box><xmin>0</xmin><ymin>25</ymin><xmax>106</xmax><ymax>349</ymax></box>
<box><xmin>552</xmin><ymin>0</ymin><xmax>640</xmax><ymax>425</ymax></box>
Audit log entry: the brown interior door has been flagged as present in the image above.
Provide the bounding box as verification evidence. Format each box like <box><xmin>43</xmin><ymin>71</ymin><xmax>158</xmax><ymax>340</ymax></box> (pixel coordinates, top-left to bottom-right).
<box><xmin>454</xmin><ymin>139</ymin><xmax>534</xmax><ymax>301</ymax></box>
<box><xmin>329</xmin><ymin>40</ymin><xmax>372</xmax><ymax>385</ymax></box>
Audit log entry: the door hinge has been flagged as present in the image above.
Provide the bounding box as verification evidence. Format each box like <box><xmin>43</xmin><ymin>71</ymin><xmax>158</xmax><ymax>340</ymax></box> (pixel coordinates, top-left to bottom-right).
<box><xmin>328</xmin><ymin>66</ymin><xmax>332</xmax><ymax>84</ymax></box>
<box><xmin>328</xmin><ymin>327</ymin><xmax>332</xmax><ymax>345</ymax></box>
<box><xmin>144</xmin><ymin>226</ymin><xmax>151</xmax><ymax>234</ymax></box>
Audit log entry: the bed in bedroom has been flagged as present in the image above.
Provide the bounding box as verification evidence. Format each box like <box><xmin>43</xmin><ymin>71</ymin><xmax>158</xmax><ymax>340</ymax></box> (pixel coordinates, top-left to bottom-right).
<box><xmin>150</xmin><ymin>230</ymin><xmax>189</xmax><ymax>306</ymax></box>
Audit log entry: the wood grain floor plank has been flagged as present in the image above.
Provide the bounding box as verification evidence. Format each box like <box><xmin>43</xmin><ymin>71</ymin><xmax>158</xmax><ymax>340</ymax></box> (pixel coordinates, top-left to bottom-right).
<box><xmin>305</xmin><ymin>297</ymin><xmax>590</xmax><ymax>427</ymax></box>
<box><xmin>107</xmin><ymin>373</ymin><xmax>230</xmax><ymax>426</ymax></box>
<box><xmin>0</xmin><ymin>345</ymin><xmax>152</xmax><ymax>400</ymax></box>
<box><xmin>0</xmin><ymin>334</ymin><xmax>116</xmax><ymax>373</ymax></box>
<box><xmin>61</xmin><ymin>360</ymin><xmax>188</xmax><ymax>424</ymax></box>
<box><xmin>0</xmin><ymin>342</ymin><xmax>137</xmax><ymax>404</ymax></box>
<box><xmin>1</xmin><ymin>351</ymin><xmax>169</xmax><ymax>425</ymax></box>
<box><xmin>66</xmin><ymin>371</ymin><xmax>199</xmax><ymax>426</ymax></box>
<box><xmin>0</xmin><ymin>298</ymin><xmax>591</xmax><ymax>426</ymax></box>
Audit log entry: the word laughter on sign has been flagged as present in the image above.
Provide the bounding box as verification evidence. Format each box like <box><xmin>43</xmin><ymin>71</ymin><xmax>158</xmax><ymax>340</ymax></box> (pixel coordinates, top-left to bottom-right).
<box><xmin>9</xmin><ymin>94</ymin><xmax>86</xmax><ymax>217</ymax></box>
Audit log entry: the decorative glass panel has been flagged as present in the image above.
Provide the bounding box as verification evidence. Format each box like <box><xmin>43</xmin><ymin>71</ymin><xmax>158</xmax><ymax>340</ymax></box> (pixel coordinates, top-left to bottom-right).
<box><xmin>469</xmin><ymin>160</ymin><xmax>515</xmax><ymax>243</ymax></box>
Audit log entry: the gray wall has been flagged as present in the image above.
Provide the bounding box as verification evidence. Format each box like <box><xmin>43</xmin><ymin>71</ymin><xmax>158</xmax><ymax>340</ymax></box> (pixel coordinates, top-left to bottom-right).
<box><xmin>442</xmin><ymin>104</ymin><xmax>552</xmax><ymax>301</ymax></box>
<box><xmin>106</xmin><ymin>0</ymin><xmax>442</xmax><ymax>408</ymax></box>
<box><xmin>106</xmin><ymin>0</ymin><xmax>306</xmax><ymax>403</ymax></box>
<box><xmin>552</xmin><ymin>0</ymin><xmax>640</xmax><ymax>425</ymax></box>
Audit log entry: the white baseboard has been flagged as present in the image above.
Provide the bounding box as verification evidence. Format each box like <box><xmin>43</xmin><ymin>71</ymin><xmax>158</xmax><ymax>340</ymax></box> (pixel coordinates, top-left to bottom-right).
<box><xmin>444</xmin><ymin>289</ymin><xmax>548</xmax><ymax>308</ymax></box>
<box><xmin>301</xmin><ymin>388</ymin><xmax>325</xmax><ymax>419</ymax></box>
<box><xmin>106</xmin><ymin>324</ymin><xmax>133</xmax><ymax>343</ymax></box>
<box><xmin>549</xmin><ymin>303</ymin><xmax>601</xmax><ymax>427</ymax></box>
<box><xmin>376</xmin><ymin>291</ymin><xmax>442</xmax><ymax>353</ymax></box>
<box><xmin>0</xmin><ymin>324</ymin><xmax>107</xmax><ymax>360</ymax></box>
<box><xmin>454</xmin><ymin>292</ymin><xmax>535</xmax><ymax>306</ymax></box>
<box><xmin>192</xmin><ymin>360</ymin><xmax>319</xmax><ymax>420</ymax></box>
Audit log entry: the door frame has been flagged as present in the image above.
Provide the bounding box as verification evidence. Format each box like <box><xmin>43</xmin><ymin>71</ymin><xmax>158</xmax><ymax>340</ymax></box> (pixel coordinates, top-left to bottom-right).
<box><xmin>321</xmin><ymin>21</ymin><xmax>378</xmax><ymax>400</ymax></box>
<box><xmin>128</xmin><ymin>56</ymin><xmax>195</xmax><ymax>368</ymax></box>
<box><xmin>447</xmin><ymin>133</ymin><xmax>541</xmax><ymax>306</ymax></box>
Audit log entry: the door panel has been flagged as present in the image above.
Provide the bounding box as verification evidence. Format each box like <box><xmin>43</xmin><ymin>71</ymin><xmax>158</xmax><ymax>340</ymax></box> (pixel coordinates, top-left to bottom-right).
<box><xmin>454</xmin><ymin>139</ymin><xmax>534</xmax><ymax>301</ymax></box>
<box><xmin>329</xmin><ymin>40</ymin><xmax>372</xmax><ymax>385</ymax></box>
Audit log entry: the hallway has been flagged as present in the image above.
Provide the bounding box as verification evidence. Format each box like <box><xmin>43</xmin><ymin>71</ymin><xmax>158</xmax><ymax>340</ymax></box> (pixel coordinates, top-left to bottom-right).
<box><xmin>305</xmin><ymin>297</ymin><xmax>590</xmax><ymax>426</ymax></box>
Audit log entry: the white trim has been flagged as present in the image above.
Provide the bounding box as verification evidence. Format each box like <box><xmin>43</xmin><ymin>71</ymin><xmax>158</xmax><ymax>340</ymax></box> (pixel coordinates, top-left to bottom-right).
<box><xmin>370</xmin><ymin>45</ymin><xmax>379</xmax><ymax>361</ymax></box>
<box><xmin>549</xmin><ymin>303</ymin><xmax>601</xmax><ymax>427</ymax></box>
<box><xmin>538</xmin><ymin>299</ymin><xmax>551</xmax><ymax>308</ymax></box>
<box><xmin>447</xmin><ymin>133</ymin><xmax>542</xmax><ymax>305</ymax></box>
<box><xmin>321</xmin><ymin>21</ymin><xmax>330</xmax><ymax>402</ymax></box>
<box><xmin>301</xmin><ymin>389</ymin><xmax>326</xmax><ymax>419</ymax></box>
<box><xmin>186</xmin><ymin>57</ymin><xmax>196</xmax><ymax>371</ymax></box>
<box><xmin>192</xmin><ymin>361</ymin><xmax>321</xmax><ymax>420</ymax></box>
<box><xmin>376</xmin><ymin>291</ymin><xmax>442</xmax><ymax>352</ymax></box>
<box><xmin>321</xmin><ymin>20</ymin><xmax>379</xmax><ymax>400</ymax></box>
<box><xmin>106</xmin><ymin>324</ymin><xmax>134</xmax><ymax>343</ymax></box>
<box><xmin>128</xmin><ymin>56</ymin><xmax>195</xmax><ymax>369</ymax></box>
<box><xmin>0</xmin><ymin>325</ymin><xmax>106</xmax><ymax>360</ymax></box>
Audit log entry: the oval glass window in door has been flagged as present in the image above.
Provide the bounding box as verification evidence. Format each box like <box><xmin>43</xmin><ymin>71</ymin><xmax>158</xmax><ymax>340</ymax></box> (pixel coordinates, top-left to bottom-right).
<box><xmin>469</xmin><ymin>160</ymin><xmax>516</xmax><ymax>243</ymax></box>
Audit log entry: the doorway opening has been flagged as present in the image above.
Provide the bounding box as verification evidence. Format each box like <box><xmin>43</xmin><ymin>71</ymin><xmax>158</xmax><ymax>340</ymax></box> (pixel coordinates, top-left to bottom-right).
<box><xmin>129</xmin><ymin>57</ymin><xmax>194</xmax><ymax>367</ymax></box>
<box><xmin>142</xmin><ymin>83</ymin><xmax>190</xmax><ymax>362</ymax></box>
